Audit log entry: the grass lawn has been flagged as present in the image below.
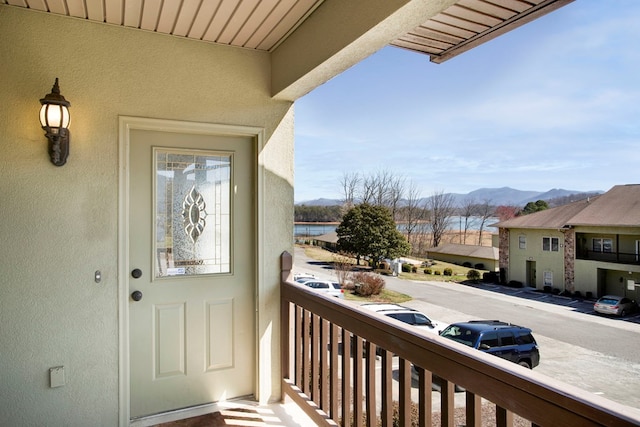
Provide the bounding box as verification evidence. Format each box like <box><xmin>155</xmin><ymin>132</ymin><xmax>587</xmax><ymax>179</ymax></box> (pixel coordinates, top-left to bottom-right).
<box><xmin>298</xmin><ymin>244</ymin><xmax>487</xmax><ymax>302</ymax></box>
<box><xmin>344</xmin><ymin>288</ymin><xmax>412</xmax><ymax>303</ymax></box>
<box><xmin>398</xmin><ymin>266</ymin><xmax>471</xmax><ymax>283</ymax></box>
<box><xmin>302</xmin><ymin>245</ymin><xmax>349</xmax><ymax>263</ymax></box>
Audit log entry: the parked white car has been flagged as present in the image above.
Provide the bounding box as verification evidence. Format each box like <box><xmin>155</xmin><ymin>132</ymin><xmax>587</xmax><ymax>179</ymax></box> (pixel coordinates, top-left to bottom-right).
<box><xmin>361</xmin><ymin>303</ymin><xmax>446</xmax><ymax>334</ymax></box>
<box><xmin>300</xmin><ymin>279</ymin><xmax>345</xmax><ymax>299</ymax></box>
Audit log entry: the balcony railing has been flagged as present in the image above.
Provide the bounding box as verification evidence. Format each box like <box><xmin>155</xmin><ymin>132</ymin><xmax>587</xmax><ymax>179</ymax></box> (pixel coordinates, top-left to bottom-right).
<box><xmin>577</xmin><ymin>249</ymin><xmax>640</xmax><ymax>265</ymax></box>
<box><xmin>280</xmin><ymin>251</ymin><xmax>640</xmax><ymax>427</ymax></box>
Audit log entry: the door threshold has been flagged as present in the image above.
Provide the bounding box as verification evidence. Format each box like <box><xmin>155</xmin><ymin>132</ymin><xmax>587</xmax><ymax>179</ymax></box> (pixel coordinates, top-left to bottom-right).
<box><xmin>130</xmin><ymin>396</ymin><xmax>256</xmax><ymax>427</ymax></box>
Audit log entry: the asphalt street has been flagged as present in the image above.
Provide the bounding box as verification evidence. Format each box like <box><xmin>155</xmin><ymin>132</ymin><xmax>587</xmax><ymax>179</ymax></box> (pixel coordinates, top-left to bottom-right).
<box><xmin>293</xmin><ymin>246</ymin><xmax>640</xmax><ymax>409</ymax></box>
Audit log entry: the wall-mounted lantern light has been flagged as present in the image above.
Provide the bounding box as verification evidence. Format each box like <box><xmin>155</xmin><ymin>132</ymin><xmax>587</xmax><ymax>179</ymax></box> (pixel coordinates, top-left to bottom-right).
<box><xmin>39</xmin><ymin>78</ymin><xmax>70</xmax><ymax>166</ymax></box>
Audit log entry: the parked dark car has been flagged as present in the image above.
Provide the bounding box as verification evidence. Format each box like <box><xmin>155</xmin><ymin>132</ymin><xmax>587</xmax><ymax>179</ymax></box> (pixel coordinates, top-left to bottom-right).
<box><xmin>439</xmin><ymin>320</ymin><xmax>540</xmax><ymax>369</ymax></box>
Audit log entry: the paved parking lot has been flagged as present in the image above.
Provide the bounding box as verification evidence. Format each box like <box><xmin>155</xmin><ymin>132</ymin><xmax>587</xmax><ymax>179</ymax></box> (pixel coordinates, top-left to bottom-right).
<box><xmin>388</xmin><ymin>281</ymin><xmax>640</xmax><ymax>409</ymax></box>
<box><xmin>462</xmin><ymin>281</ymin><xmax>640</xmax><ymax>324</ymax></box>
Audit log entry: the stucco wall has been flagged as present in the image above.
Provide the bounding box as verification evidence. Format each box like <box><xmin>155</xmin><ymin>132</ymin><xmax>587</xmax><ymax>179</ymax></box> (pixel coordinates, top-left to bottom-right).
<box><xmin>574</xmin><ymin>260</ymin><xmax>640</xmax><ymax>299</ymax></box>
<box><xmin>0</xmin><ymin>6</ymin><xmax>293</xmax><ymax>426</ymax></box>
<box><xmin>506</xmin><ymin>228</ymin><xmax>565</xmax><ymax>290</ymax></box>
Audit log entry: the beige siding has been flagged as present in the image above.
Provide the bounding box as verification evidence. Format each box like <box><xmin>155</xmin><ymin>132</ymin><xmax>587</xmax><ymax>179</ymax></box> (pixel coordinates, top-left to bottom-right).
<box><xmin>507</xmin><ymin>228</ymin><xmax>565</xmax><ymax>290</ymax></box>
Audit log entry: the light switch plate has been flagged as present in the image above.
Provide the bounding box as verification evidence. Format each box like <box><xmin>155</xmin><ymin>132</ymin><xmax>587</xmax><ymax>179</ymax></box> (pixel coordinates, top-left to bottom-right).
<box><xmin>50</xmin><ymin>366</ymin><xmax>65</xmax><ymax>388</ymax></box>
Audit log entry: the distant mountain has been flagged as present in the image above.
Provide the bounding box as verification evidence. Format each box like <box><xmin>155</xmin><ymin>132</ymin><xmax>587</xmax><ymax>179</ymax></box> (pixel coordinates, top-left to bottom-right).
<box><xmin>442</xmin><ymin>187</ymin><xmax>541</xmax><ymax>207</ymax></box>
<box><xmin>438</xmin><ymin>187</ymin><xmax>602</xmax><ymax>207</ymax></box>
<box><xmin>296</xmin><ymin>187</ymin><xmax>603</xmax><ymax>207</ymax></box>
<box><xmin>296</xmin><ymin>197</ymin><xmax>342</xmax><ymax>206</ymax></box>
<box><xmin>526</xmin><ymin>188</ymin><xmax>594</xmax><ymax>204</ymax></box>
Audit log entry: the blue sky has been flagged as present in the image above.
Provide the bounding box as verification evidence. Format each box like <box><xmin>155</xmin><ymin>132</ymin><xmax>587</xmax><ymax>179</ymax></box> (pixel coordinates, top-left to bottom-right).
<box><xmin>294</xmin><ymin>1</ymin><xmax>640</xmax><ymax>203</ymax></box>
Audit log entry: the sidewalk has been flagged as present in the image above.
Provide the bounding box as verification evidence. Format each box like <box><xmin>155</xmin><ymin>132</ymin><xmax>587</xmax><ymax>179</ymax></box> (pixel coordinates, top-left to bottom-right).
<box><xmin>449</xmin><ymin>280</ymin><xmax>640</xmax><ymax>328</ymax></box>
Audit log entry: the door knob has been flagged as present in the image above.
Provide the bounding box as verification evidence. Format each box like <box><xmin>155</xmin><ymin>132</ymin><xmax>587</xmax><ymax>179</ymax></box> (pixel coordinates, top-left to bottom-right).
<box><xmin>131</xmin><ymin>268</ymin><xmax>142</xmax><ymax>279</ymax></box>
<box><xmin>131</xmin><ymin>290</ymin><xmax>143</xmax><ymax>301</ymax></box>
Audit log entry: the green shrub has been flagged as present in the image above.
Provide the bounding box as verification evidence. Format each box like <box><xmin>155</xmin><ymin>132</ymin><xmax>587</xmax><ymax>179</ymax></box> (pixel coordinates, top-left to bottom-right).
<box><xmin>474</xmin><ymin>263</ymin><xmax>485</xmax><ymax>270</ymax></box>
<box><xmin>401</xmin><ymin>263</ymin><xmax>412</xmax><ymax>273</ymax></box>
<box><xmin>467</xmin><ymin>269</ymin><xmax>481</xmax><ymax>282</ymax></box>
<box><xmin>424</xmin><ymin>268</ymin><xmax>432</xmax><ymax>275</ymax></box>
<box><xmin>434</xmin><ymin>270</ymin><xmax>441</xmax><ymax>276</ymax></box>
<box><xmin>443</xmin><ymin>268</ymin><xmax>453</xmax><ymax>276</ymax></box>
<box><xmin>508</xmin><ymin>280</ymin><xmax>523</xmax><ymax>288</ymax></box>
<box><xmin>483</xmin><ymin>271</ymin><xmax>498</xmax><ymax>283</ymax></box>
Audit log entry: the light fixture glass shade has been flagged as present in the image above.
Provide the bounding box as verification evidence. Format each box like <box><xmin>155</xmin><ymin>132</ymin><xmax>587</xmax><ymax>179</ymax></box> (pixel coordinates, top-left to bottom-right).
<box><xmin>39</xmin><ymin>78</ymin><xmax>71</xmax><ymax>166</ymax></box>
<box><xmin>39</xmin><ymin>103</ymin><xmax>70</xmax><ymax>131</ymax></box>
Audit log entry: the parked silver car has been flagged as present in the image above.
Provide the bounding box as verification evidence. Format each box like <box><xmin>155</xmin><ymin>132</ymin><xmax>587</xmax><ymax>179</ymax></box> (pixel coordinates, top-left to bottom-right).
<box><xmin>594</xmin><ymin>295</ymin><xmax>637</xmax><ymax>316</ymax></box>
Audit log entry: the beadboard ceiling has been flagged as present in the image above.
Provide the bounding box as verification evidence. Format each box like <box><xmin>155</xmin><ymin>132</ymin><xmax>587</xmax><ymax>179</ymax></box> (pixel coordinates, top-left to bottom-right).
<box><xmin>2</xmin><ymin>0</ymin><xmax>573</xmax><ymax>63</ymax></box>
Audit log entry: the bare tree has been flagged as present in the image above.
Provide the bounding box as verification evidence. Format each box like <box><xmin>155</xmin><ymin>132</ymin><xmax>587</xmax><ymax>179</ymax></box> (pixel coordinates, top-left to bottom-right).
<box><xmin>459</xmin><ymin>197</ymin><xmax>478</xmax><ymax>244</ymax></box>
<box><xmin>397</xmin><ymin>181</ymin><xmax>425</xmax><ymax>252</ymax></box>
<box><xmin>339</xmin><ymin>171</ymin><xmax>360</xmax><ymax>210</ymax></box>
<box><xmin>356</xmin><ymin>169</ymin><xmax>405</xmax><ymax>217</ymax></box>
<box><xmin>475</xmin><ymin>199</ymin><xmax>495</xmax><ymax>245</ymax></box>
<box><xmin>386</xmin><ymin>173</ymin><xmax>405</xmax><ymax>220</ymax></box>
<box><xmin>360</xmin><ymin>174</ymin><xmax>377</xmax><ymax>205</ymax></box>
<box><xmin>332</xmin><ymin>254</ymin><xmax>354</xmax><ymax>286</ymax></box>
<box><xmin>495</xmin><ymin>205</ymin><xmax>519</xmax><ymax>221</ymax></box>
<box><xmin>371</xmin><ymin>170</ymin><xmax>392</xmax><ymax>206</ymax></box>
<box><xmin>427</xmin><ymin>190</ymin><xmax>456</xmax><ymax>248</ymax></box>
<box><xmin>413</xmin><ymin>219</ymin><xmax>431</xmax><ymax>256</ymax></box>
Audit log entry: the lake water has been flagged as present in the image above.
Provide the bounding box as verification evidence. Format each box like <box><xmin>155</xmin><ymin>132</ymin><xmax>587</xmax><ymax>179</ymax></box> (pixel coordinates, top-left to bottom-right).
<box><xmin>294</xmin><ymin>216</ymin><xmax>498</xmax><ymax>236</ymax></box>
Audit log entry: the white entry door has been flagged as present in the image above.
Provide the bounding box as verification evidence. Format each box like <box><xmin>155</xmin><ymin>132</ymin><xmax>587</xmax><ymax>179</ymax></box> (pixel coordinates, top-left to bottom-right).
<box><xmin>128</xmin><ymin>127</ymin><xmax>255</xmax><ymax>418</ymax></box>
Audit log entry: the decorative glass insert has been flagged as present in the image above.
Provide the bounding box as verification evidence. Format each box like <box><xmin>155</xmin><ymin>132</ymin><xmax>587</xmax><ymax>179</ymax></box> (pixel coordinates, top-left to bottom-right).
<box><xmin>155</xmin><ymin>148</ymin><xmax>231</xmax><ymax>277</ymax></box>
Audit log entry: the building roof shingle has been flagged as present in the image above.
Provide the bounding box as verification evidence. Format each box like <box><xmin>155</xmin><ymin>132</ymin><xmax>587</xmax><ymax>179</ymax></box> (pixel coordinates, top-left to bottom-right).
<box><xmin>493</xmin><ymin>185</ymin><xmax>640</xmax><ymax>229</ymax></box>
<box><xmin>427</xmin><ymin>243</ymin><xmax>498</xmax><ymax>260</ymax></box>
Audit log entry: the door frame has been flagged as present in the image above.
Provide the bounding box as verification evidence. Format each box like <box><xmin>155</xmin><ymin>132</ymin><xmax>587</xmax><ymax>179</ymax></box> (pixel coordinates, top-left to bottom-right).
<box><xmin>118</xmin><ymin>116</ymin><xmax>265</xmax><ymax>426</ymax></box>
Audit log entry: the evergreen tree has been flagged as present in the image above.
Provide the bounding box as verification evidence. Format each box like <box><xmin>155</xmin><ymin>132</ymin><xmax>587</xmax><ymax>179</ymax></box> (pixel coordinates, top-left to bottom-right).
<box><xmin>336</xmin><ymin>203</ymin><xmax>410</xmax><ymax>268</ymax></box>
<box><xmin>521</xmin><ymin>200</ymin><xmax>549</xmax><ymax>215</ymax></box>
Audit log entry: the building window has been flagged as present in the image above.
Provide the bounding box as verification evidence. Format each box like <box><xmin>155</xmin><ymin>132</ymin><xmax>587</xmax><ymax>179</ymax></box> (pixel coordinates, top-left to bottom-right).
<box><xmin>519</xmin><ymin>235</ymin><xmax>526</xmax><ymax>249</ymax></box>
<box><xmin>543</xmin><ymin>237</ymin><xmax>559</xmax><ymax>252</ymax></box>
<box><xmin>593</xmin><ymin>238</ymin><xmax>612</xmax><ymax>253</ymax></box>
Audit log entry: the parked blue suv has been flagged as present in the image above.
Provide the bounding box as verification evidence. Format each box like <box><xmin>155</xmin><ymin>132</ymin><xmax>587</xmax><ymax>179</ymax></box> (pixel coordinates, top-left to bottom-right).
<box><xmin>439</xmin><ymin>320</ymin><xmax>540</xmax><ymax>369</ymax></box>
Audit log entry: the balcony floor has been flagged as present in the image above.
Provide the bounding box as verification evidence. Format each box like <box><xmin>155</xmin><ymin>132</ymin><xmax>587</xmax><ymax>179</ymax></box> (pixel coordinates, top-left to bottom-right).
<box><xmin>130</xmin><ymin>397</ymin><xmax>315</xmax><ymax>427</ymax></box>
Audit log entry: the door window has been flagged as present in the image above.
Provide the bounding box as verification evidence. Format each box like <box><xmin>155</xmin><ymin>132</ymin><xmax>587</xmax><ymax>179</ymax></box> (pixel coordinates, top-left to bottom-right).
<box><xmin>155</xmin><ymin>148</ymin><xmax>232</xmax><ymax>277</ymax></box>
